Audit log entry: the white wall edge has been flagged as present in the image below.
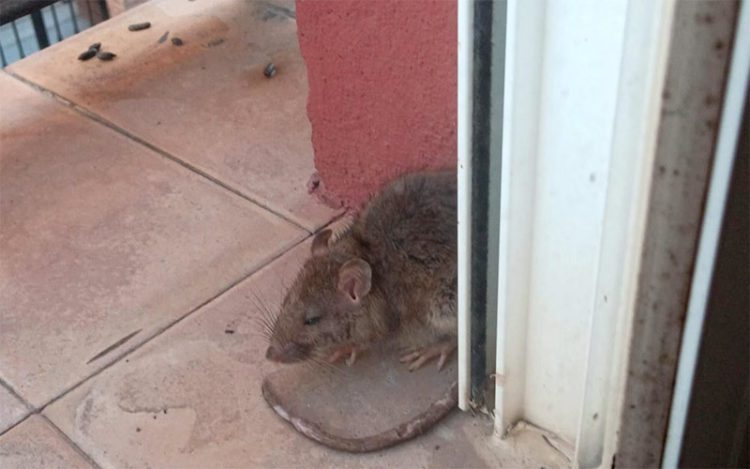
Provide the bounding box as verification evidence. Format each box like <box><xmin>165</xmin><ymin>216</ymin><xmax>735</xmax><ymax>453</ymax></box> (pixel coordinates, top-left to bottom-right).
<box><xmin>575</xmin><ymin>0</ymin><xmax>677</xmax><ymax>467</ymax></box>
<box><xmin>493</xmin><ymin>0</ymin><xmax>545</xmax><ymax>433</ymax></box>
<box><xmin>456</xmin><ymin>0</ymin><xmax>474</xmax><ymax>411</ymax></box>
<box><xmin>661</xmin><ymin>1</ymin><xmax>750</xmax><ymax>466</ymax></box>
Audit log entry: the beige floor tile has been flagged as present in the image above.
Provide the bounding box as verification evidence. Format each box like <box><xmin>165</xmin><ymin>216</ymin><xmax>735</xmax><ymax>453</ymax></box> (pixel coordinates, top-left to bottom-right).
<box><xmin>43</xmin><ymin>241</ymin><xmax>512</xmax><ymax>469</ymax></box>
<box><xmin>0</xmin><ymin>386</ymin><xmax>28</xmax><ymax>434</ymax></box>
<box><xmin>8</xmin><ymin>0</ymin><xmax>338</xmax><ymax>231</ymax></box>
<box><xmin>0</xmin><ymin>416</ymin><xmax>93</xmax><ymax>469</ymax></box>
<box><xmin>0</xmin><ymin>72</ymin><xmax>305</xmax><ymax>408</ymax></box>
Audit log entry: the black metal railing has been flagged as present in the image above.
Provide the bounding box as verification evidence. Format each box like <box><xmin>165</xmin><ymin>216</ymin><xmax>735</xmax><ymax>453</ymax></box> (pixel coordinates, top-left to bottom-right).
<box><xmin>0</xmin><ymin>0</ymin><xmax>109</xmax><ymax>67</ymax></box>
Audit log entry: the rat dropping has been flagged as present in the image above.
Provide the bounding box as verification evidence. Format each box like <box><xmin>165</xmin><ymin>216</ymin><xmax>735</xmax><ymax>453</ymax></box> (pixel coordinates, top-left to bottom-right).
<box><xmin>96</xmin><ymin>51</ymin><xmax>117</xmax><ymax>61</ymax></box>
<box><xmin>78</xmin><ymin>49</ymin><xmax>97</xmax><ymax>61</ymax></box>
<box><xmin>128</xmin><ymin>22</ymin><xmax>151</xmax><ymax>31</ymax></box>
<box><xmin>263</xmin><ymin>62</ymin><xmax>276</xmax><ymax>78</ymax></box>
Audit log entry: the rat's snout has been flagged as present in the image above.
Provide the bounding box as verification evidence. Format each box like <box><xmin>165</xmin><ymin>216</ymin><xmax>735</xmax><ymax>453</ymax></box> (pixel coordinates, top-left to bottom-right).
<box><xmin>265</xmin><ymin>342</ymin><xmax>311</xmax><ymax>363</ymax></box>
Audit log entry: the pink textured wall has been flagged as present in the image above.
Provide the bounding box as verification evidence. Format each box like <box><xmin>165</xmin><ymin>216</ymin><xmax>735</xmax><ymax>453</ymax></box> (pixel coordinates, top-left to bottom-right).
<box><xmin>296</xmin><ymin>0</ymin><xmax>457</xmax><ymax>208</ymax></box>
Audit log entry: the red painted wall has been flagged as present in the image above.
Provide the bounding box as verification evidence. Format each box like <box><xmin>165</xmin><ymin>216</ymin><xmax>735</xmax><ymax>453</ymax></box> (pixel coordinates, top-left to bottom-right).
<box><xmin>296</xmin><ymin>0</ymin><xmax>457</xmax><ymax>208</ymax></box>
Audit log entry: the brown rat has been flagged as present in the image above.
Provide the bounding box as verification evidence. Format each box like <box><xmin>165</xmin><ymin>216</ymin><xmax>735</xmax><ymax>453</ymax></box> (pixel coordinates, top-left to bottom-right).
<box><xmin>265</xmin><ymin>169</ymin><xmax>457</xmax><ymax>371</ymax></box>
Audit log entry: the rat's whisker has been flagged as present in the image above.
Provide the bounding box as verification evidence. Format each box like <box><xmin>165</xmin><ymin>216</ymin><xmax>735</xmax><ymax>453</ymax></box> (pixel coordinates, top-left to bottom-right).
<box><xmin>251</xmin><ymin>313</ymin><xmax>273</xmax><ymax>330</ymax></box>
<box><xmin>252</xmin><ymin>317</ymin><xmax>275</xmax><ymax>340</ymax></box>
<box><xmin>267</xmin><ymin>311</ymin><xmax>280</xmax><ymax>332</ymax></box>
<box><xmin>248</xmin><ymin>290</ymin><xmax>280</xmax><ymax>334</ymax></box>
<box><xmin>249</xmin><ymin>330</ymin><xmax>272</xmax><ymax>343</ymax></box>
<box><xmin>248</xmin><ymin>289</ymin><xmax>268</xmax><ymax>310</ymax></box>
<box><xmin>245</xmin><ymin>291</ymin><xmax>280</xmax><ymax>337</ymax></box>
<box><xmin>302</xmin><ymin>360</ymin><xmax>336</xmax><ymax>379</ymax></box>
<box><xmin>308</xmin><ymin>356</ymin><xmax>338</xmax><ymax>376</ymax></box>
<box><xmin>309</xmin><ymin>349</ymin><xmax>342</xmax><ymax>375</ymax></box>
<box><xmin>246</xmin><ymin>288</ymin><xmax>266</xmax><ymax>314</ymax></box>
<box><xmin>255</xmin><ymin>311</ymin><xmax>274</xmax><ymax>328</ymax></box>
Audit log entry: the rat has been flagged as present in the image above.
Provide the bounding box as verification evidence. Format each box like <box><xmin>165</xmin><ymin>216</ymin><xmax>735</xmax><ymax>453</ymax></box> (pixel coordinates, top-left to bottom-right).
<box><xmin>265</xmin><ymin>169</ymin><xmax>457</xmax><ymax>371</ymax></box>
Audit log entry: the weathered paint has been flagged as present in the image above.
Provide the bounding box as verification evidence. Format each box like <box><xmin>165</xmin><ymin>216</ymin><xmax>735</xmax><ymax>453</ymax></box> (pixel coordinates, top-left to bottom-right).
<box><xmin>614</xmin><ymin>1</ymin><xmax>740</xmax><ymax>466</ymax></box>
<box><xmin>295</xmin><ymin>0</ymin><xmax>457</xmax><ymax>208</ymax></box>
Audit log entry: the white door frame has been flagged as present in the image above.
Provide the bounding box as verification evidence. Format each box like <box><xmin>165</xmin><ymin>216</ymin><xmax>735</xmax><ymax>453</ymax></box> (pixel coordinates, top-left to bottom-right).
<box><xmin>456</xmin><ymin>0</ymin><xmax>474</xmax><ymax>411</ymax></box>
<box><xmin>457</xmin><ymin>0</ymin><xmax>746</xmax><ymax>466</ymax></box>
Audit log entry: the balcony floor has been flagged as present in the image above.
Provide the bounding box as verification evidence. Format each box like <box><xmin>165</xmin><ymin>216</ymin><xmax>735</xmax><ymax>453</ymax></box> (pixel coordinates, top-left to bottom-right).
<box><xmin>0</xmin><ymin>1</ymin><xmax>568</xmax><ymax>467</ymax></box>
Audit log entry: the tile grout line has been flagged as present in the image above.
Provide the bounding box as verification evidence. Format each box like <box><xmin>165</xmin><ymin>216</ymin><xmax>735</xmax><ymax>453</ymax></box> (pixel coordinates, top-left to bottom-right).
<box><xmin>0</xmin><ymin>376</ymin><xmax>33</xmax><ymax>412</ymax></box>
<box><xmin>0</xmin><ymin>377</ymin><xmax>34</xmax><ymax>437</ymax></box>
<box><xmin>0</xmin><ymin>229</ymin><xmax>310</xmax><ymax>439</ymax></box>
<box><xmin>3</xmin><ymin>70</ymin><xmax>315</xmax><ymax>235</ymax></box>
<box><xmin>41</xmin><ymin>414</ymin><xmax>104</xmax><ymax>469</ymax></box>
<box><xmin>0</xmin><ymin>67</ymin><xmax>349</xmax><ymax>437</ymax></box>
<box><xmin>0</xmin><ymin>210</ymin><xmax>345</xmax><ymax>440</ymax></box>
<box><xmin>33</xmin><ymin>233</ymin><xmax>311</xmax><ymax>415</ymax></box>
<box><xmin>0</xmin><ymin>413</ymin><xmax>33</xmax><ymax>439</ymax></box>
<box><xmin>1</xmin><ymin>209</ymin><xmax>347</xmax><ymax>439</ymax></box>
<box><xmin>26</xmin><ymin>206</ymin><xmax>348</xmax><ymax>417</ymax></box>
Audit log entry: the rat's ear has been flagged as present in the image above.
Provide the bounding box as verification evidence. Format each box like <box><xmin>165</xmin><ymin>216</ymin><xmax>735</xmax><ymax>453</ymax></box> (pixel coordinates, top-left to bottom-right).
<box><xmin>311</xmin><ymin>229</ymin><xmax>333</xmax><ymax>257</ymax></box>
<box><xmin>337</xmin><ymin>258</ymin><xmax>371</xmax><ymax>303</ymax></box>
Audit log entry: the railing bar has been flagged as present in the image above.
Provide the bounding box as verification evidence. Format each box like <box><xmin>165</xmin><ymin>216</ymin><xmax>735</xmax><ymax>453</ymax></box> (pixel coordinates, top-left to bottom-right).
<box><xmin>10</xmin><ymin>20</ymin><xmax>25</xmax><ymax>58</ymax></box>
<box><xmin>0</xmin><ymin>40</ymin><xmax>7</xmax><ymax>67</ymax></box>
<box><xmin>66</xmin><ymin>0</ymin><xmax>79</xmax><ymax>33</ymax></box>
<box><xmin>98</xmin><ymin>0</ymin><xmax>109</xmax><ymax>20</ymax></box>
<box><xmin>50</xmin><ymin>4</ymin><xmax>63</xmax><ymax>41</ymax></box>
<box><xmin>31</xmin><ymin>10</ymin><xmax>50</xmax><ymax>49</ymax></box>
<box><xmin>85</xmin><ymin>0</ymin><xmax>93</xmax><ymax>27</ymax></box>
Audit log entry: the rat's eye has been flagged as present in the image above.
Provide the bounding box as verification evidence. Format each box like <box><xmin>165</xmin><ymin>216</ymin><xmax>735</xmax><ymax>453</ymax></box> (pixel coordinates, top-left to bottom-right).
<box><xmin>304</xmin><ymin>316</ymin><xmax>321</xmax><ymax>326</ymax></box>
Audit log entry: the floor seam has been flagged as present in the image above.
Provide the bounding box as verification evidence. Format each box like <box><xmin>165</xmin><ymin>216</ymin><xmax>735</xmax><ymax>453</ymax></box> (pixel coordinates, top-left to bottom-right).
<box><xmin>0</xmin><ymin>377</ymin><xmax>33</xmax><ymax>411</ymax></box>
<box><xmin>0</xmin><ymin>413</ymin><xmax>33</xmax><ymax>439</ymax></box>
<box><xmin>34</xmin><ymin>230</ymin><xmax>316</xmax><ymax>414</ymax></box>
<box><xmin>0</xmin><ymin>377</ymin><xmax>35</xmax><ymax>438</ymax></box>
<box><xmin>41</xmin><ymin>414</ymin><xmax>103</xmax><ymax>469</ymax></box>
<box><xmin>32</xmin><ymin>210</ymin><xmax>350</xmax><ymax>413</ymax></box>
<box><xmin>0</xmin><ymin>70</ymin><xmax>348</xmax><ymax>437</ymax></box>
<box><xmin>3</xmin><ymin>70</ymin><xmax>316</xmax><ymax>235</ymax></box>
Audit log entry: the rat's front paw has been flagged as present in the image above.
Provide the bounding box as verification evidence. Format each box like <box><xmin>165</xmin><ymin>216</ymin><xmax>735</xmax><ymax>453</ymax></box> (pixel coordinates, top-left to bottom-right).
<box><xmin>400</xmin><ymin>340</ymin><xmax>456</xmax><ymax>371</ymax></box>
<box><xmin>327</xmin><ymin>345</ymin><xmax>359</xmax><ymax>366</ymax></box>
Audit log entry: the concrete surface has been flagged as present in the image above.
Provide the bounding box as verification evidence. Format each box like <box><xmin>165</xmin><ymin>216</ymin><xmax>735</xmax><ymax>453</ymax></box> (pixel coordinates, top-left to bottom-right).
<box><xmin>8</xmin><ymin>0</ymin><xmax>337</xmax><ymax>230</ymax></box>
<box><xmin>296</xmin><ymin>0</ymin><xmax>457</xmax><ymax>208</ymax></box>
<box><xmin>0</xmin><ymin>71</ymin><xmax>305</xmax><ymax>408</ymax></box>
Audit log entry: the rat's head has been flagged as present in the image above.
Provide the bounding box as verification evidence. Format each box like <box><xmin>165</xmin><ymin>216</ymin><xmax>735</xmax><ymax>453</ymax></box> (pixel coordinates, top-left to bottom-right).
<box><xmin>265</xmin><ymin>229</ymin><xmax>388</xmax><ymax>364</ymax></box>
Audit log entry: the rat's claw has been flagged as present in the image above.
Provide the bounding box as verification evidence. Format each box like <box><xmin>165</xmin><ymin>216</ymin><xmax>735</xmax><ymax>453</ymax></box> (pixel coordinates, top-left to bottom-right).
<box><xmin>408</xmin><ymin>355</ymin><xmax>431</xmax><ymax>371</ymax></box>
<box><xmin>328</xmin><ymin>345</ymin><xmax>359</xmax><ymax>365</ymax></box>
<box><xmin>328</xmin><ymin>349</ymin><xmax>345</xmax><ymax>363</ymax></box>
<box><xmin>436</xmin><ymin>352</ymin><xmax>448</xmax><ymax>371</ymax></box>
<box><xmin>399</xmin><ymin>350</ymin><xmax>422</xmax><ymax>363</ymax></box>
<box><xmin>400</xmin><ymin>341</ymin><xmax>456</xmax><ymax>372</ymax></box>
<box><xmin>345</xmin><ymin>349</ymin><xmax>358</xmax><ymax>366</ymax></box>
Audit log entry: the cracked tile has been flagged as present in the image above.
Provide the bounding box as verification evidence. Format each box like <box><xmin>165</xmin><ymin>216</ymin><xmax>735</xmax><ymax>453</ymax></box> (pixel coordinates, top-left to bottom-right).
<box><xmin>8</xmin><ymin>0</ymin><xmax>339</xmax><ymax>231</ymax></box>
<box><xmin>0</xmin><ymin>416</ymin><xmax>93</xmax><ymax>469</ymax></box>
<box><xmin>0</xmin><ymin>72</ymin><xmax>305</xmax><ymax>407</ymax></box>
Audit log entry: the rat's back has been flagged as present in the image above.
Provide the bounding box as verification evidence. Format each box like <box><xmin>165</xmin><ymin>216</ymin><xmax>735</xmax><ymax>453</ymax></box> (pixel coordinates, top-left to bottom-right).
<box><xmin>354</xmin><ymin>169</ymin><xmax>457</xmax><ymax>323</ymax></box>
<box><xmin>357</xmin><ymin>170</ymin><xmax>456</xmax><ymax>264</ymax></box>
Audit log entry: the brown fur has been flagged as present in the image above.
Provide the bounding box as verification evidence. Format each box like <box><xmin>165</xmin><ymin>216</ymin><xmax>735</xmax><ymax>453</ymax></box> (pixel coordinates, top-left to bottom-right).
<box><xmin>265</xmin><ymin>169</ymin><xmax>457</xmax><ymax>364</ymax></box>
